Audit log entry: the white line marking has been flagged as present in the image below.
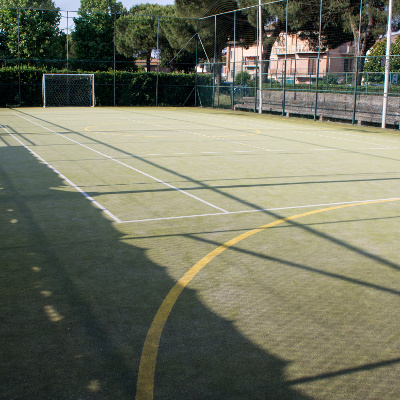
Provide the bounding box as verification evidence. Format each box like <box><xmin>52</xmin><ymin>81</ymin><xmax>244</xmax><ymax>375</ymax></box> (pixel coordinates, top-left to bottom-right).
<box><xmin>1</xmin><ymin>125</ymin><xmax>121</xmax><ymax>223</ymax></box>
<box><xmin>154</xmin><ymin>109</ymin><xmax>400</xmax><ymax>147</ymax></box>
<box><xmin>119</xmin><ymin>197</ymin><xmax>400</xmax><ymax>223</ymax></box>
<box><xmin>121</xmin><ymin>115</ymin><xmax>398</xmax><ymax>154</ymax></box>
<box><xmin>308</xmin><ymin>147</ymin><xmax>398</xmax><ymax>151</ymax></box>
<box><xmin>122</xmin><ymin>117</ymin><xmax>278</xmax><ymax>153</ymax></box>
<box><xmin>13</xmin><ymin>114</ymin><xmax>229</xmax><ymax>214</ymax></box>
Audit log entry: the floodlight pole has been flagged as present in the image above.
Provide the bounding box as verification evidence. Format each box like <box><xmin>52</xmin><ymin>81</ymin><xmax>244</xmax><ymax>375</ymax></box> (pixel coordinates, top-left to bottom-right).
<box><xmin>258</xmin><ymin>0</ymin><xmax>263</xmax><ymax>114</ymax></box>
<box><xmin>382</xmin><ymin>0</ymin><xmax>393</xmax><ymax>129</ymax></box>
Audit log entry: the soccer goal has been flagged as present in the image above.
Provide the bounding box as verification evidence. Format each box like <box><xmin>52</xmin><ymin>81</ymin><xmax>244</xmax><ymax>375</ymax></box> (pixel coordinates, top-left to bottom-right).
<box><xmin>42</xmin><ymin>74</ymin><xmax>95</xmax><ymax>107</ymax></box>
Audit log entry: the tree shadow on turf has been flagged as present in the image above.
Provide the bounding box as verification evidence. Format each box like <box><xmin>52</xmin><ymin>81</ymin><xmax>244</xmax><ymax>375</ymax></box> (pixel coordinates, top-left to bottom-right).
<box><xmin>0</xmin><ymin>147</ymin><xmax>310</xmax><ymax>399</ymax></box>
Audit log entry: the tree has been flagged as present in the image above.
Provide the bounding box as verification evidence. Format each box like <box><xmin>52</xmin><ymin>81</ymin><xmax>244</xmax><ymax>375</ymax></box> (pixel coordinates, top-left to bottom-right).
<box><xmin>236</xmin><ymin>0</ymin><xmax>353</xmax><ymax>81</ymax></box>
<box><xmin>158</xmin><ymin>16</ymin><xmax>198</xmax><ymax>72</ymax></box>
<box><xmin>319</xmin><ymin>0</ymin><xmax>400</xmax><ymax>83</ymax></box>
<box><xmin>116</xmin><ymin>4</ymin><xmax>175</xmax><ymax>72</ymax></box>
<box><xmin>327</xmin><ymin>0</ymin><xmax>385</xmax><ymax>83</ymax></box>
<box><xmin>235</xmin><ymin>70</ymin><xmax>251</xmax><ymax>85</ymax></box>
<box><xmin>363</xmin><ymin>35</ymin><xmax>400</xmax><ymax>83</ymax></box>
<box><xmin>175</xmin><ymin>0</ymin><xmax>255</xmax><ymax>84</ymax></box>
<box><xmin>71</xmin><ymin>0</ymin><xmax>128</xmax><ymax>70</ymax></box>
<box><xmin>78</xmin><ymin>0</ymin><xmax>124</xmax><ymax>14</ymax></box>
<box><xmin>0</xmin><ymin>0</ymin><xmax>63</xmax><ymax>60</ymax></box>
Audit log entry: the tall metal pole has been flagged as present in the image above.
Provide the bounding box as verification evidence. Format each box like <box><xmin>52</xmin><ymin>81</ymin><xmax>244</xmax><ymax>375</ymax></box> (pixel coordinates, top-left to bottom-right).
<box><xmin>282</xmin><ymin>0</ymin><xmax>288</xmax><ymax>116</ymax></box>
<box><xmin>66</xmin><ymin>11</ymin><xmax>69</xmax><ymax>72</ymax></box>
<box><xmin>156</xmin><ymin>17</ymin><xmax>160</xmax><ymax>107</ymax></box>
<box><xmin>352</xmin><ymin>0</ymin><xmax>363</xmax><ymax>124</ymax></box>
<box><xmin>213</xmin><ymin>15</ymin><xmax>216</xmax><ymax>108</ymax></box>
<box><xmin>258</xmin><ymin>0</ymin><xmax>262</xmax><ymax>113</ymax></box>
<box><xmin>314</xmin><ymin>0</ymin><xmax>323</xmax><ymax>120</ymax></box>
<box><xmin>382</xmin><ymin>0</ymin><xmax>393</xmax><ymax>129</ymax></box>
<box><xmin>17</xmin><ymin>8</ymin><xmax>22</xmax><ymax>107</ymax></box>
<box><xmin>114</xmin><ymin>12</ymin><xmax>117</xmax><ymax>106</ymax></box>
<box><xmin>232</xmin><ymin>10</ymin><xmax>236</xmax><ymax>110</ymax></box>
<box><xmin>195</xmin><ymin>20</ymin><xmax>199</xmax><ymax>107</ymax></box>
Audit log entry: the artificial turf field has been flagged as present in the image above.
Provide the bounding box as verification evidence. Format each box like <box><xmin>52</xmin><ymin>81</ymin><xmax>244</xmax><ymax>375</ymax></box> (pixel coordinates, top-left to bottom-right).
<box><xmin>1</xmin><ymin>106</ymin><xmax>399</xmax><ymax>399</ymax></box>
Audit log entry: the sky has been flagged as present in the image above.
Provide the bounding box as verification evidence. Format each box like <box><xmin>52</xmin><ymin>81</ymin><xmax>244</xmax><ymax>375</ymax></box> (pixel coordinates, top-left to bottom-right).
<box><xmin>55</xmin><ymin>0</ymin><xmax>174</xmax><ymax>29</ymax></box>
<box><xmin>55</xmin><ymin>0</ymin><xmax>173</xmax><ymax>12</ymax></box>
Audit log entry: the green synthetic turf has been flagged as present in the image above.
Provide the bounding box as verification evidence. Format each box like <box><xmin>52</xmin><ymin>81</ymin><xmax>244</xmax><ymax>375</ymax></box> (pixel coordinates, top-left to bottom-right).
<box><xmin>1</xmin><ymin>107</ymin><xmax>399</xmax><ymax>399</ymax></box>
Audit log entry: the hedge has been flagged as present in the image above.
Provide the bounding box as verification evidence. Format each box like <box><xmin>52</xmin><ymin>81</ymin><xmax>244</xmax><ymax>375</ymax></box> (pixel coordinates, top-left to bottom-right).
<box><xmin>0</xmin><ymin>66</ymin><xmax>196</xmax><ymax>107</ymax></box>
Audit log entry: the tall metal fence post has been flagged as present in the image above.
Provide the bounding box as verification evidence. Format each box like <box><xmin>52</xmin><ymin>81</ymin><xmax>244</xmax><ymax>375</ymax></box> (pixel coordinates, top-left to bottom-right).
<box><xmin>314</xmin><ymin>0</ymin><xmax>323</xmax><ymax>120</ymax></box>
<box><xmin>17</xmin><ymin>8</ymin><xmax>21</xmax><ymax>107</ymax></box>
<box><xmin>352</xmin><ymin>57</ymin><xmax>360</xmax><ymax>124</ymax></box>
<box><xmin>195</xmin><ymin>20</ymin><xmax>199</xmax><ymax>107</ymax></box>
<box><xmin>282</xmin><ymin>59</ymin><xmax>286</xmax><ymax>116</ymax></box>
<box><xmin>352</xmin><ymin>0</ymin><xmax>363</xmax><ymax>124</ymax></box>
<box><xmin>258</xmin><ymin>0</ymin><xmax>262</xmax><ymax>114</ymax></box>
<box><xmin>113</xmin><ymin>12</ymin><xmax>116</xmax><ymax>106</ymax></box>
<box><xmin>282</xmin><ymin>0</ymin><xmax>288</xmax><ymax>116</ymax></box>
<box><xmin>382</xmin><ymin>0</ymin><xmax>393</xmax><ymax>129</ymax></box>
<box><xmin>213</xmin><ymin>15</ymin><xmax>216</xmax><ymax>108</ymax></box>
<box><xmin>156</xmin><ymin>17</ymin><xmax>160</xmax><ymax>107</ymax></box>
<box><xmin>67</xmin><ymin>11</ymin><xmax>69</xmax><ymax>73</ymax></box>
<box><xmin>232</xmin><ymin>11</ymin><xmax>236</xmax><ymax>110</ymax></box>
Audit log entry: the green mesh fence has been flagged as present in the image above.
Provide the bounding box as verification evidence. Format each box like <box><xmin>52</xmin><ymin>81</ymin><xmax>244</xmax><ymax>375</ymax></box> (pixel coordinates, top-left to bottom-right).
<box><xmin>1</xmin><ymin>2</ymin><xmax>399</xmax><ymax>127</ymax></box>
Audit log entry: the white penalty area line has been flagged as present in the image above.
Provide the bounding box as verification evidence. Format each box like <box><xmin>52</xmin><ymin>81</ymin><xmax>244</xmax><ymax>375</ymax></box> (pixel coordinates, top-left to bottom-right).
<box><xmin>1</xmin><ymin>125</ymin><xmax>122</xmax><ymax>223</ymax></box>
<box><xmin>13</xmin><ymin>113</ymin><xmax>228</xmax><ymax>214</ymax></box>
<box><xmin>119</xmin><ymin>197</ymin><xmax>400</xmax><ymax>223</ymax></box>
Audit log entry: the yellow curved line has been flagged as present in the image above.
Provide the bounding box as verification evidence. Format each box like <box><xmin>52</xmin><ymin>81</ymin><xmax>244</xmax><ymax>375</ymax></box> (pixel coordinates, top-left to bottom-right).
<box><xmin>135</xmin><ymin>197</ymin><xmax>400</xmax><ymax>399</ymax></box>
<box><xmin>85</xmin><ymin>123</ymin><xmax>124</xmax><ymax>132</ymax></box>
<box><xmin>84</xmin><ymin>123</ymin><xmax>139</xmax><ymax>137</ymax></box>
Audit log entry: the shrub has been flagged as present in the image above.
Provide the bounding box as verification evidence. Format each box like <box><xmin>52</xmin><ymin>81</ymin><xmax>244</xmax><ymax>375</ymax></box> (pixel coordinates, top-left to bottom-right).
<box><xmin>0</xmin><ymin>66</ymin><xmax>195</xmax><ymax>107</ymax></box>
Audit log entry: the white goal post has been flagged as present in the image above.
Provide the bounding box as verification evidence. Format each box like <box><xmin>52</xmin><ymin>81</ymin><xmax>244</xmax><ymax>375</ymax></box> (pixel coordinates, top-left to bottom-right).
<box><xmin>42</xmin><ymin>74</ymin><xmax>95</xmax><ymax>108</ymax></box>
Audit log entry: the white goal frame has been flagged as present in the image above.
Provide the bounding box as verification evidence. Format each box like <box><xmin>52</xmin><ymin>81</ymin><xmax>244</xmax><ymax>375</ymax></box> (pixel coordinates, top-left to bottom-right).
<box><xmin>42</xmin><ymin>74</ymin><xmax>95</xmax><ymax>108</ymax></box>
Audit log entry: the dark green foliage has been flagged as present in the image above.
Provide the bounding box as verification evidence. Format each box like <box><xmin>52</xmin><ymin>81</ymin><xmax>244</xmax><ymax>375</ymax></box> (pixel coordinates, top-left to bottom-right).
<box><xmin>364</xmin><ymin>37</ymin><xmax>400</xmax><ymax>83</ymax></box>
<box><xmin>0</xmin><ymin>65</ymin><xmax>46</xmax><ymax>106</ymax></box>
<box><xmin>234</xmin><ymin>70</ymin><xmax>251</xmax><ymax>85</ymax></box>
<box><xmin>71</xmin><ymin>13</ymin><xmax>116</xmax><ymax>67</ymax></box>
<box><xmin>159</xmin><ymin>17</ymin><xmax>197</xmax><ymax>72</ymax></box>
<box><xmin>93</xmin><ymin>71</ymin><xmax>195</xmax><ymax>106</ymax></box>
<box><xmin>324</xmin><ymin>74</ymin><xmax>339</xmax><ymax>85</ymax></box>
<box><xmin>71</xmin><ymin>0</ymin><xmax>130</xmax><ymax>71</ymax></box>
<box><xmin>78</xmin><ymin>0</ymin><xmax>125</xmax><ymax>14</ymax></box>
<box><xmin>116</xmin><ymin>5</ymin><xmax>176</xmax><ymax>72</ymax></box>
<box><xmin>0</xmin><ymin>66</ymin><xmax>195</xmax><ymax>107</ymax></box>
<box><xmin>0</xmin><ymin>2</ymin><xmax>63</xmax><ymax>60</ymax></box>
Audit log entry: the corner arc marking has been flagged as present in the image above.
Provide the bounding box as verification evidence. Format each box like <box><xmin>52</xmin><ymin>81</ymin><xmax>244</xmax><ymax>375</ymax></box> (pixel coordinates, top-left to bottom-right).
<box><xmin>136</xmin><ymin>197</ymin><xmax>400</xmax><ymax>399</ymax></box>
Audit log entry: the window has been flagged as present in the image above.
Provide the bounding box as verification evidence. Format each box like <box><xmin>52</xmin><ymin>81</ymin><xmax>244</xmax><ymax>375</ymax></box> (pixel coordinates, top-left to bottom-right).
<box><xmin>344</xmin><ymin>58</ymin><xmax>353</xmax><ymax>72</ymax></box>
<box><xmin>308</xmin><ymin>57</ymin><xmax>317</xmax><ymax>75</ymax></box>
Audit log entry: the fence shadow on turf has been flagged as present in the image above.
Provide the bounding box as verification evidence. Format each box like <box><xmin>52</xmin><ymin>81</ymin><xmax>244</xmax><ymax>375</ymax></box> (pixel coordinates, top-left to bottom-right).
<box><xmin>0</xmin><ymin>147</ymin><xmax>312</xmax><ymax>399</ymax></box>
<box><xmin>13</xmin><ymin>108</ymin><xmax>400</xmax><ymax>276</ymax></box>
<box><xmin>6</xmin><ymin>108</ymin><xmax>400</xmax><ymax>398</ymax></box>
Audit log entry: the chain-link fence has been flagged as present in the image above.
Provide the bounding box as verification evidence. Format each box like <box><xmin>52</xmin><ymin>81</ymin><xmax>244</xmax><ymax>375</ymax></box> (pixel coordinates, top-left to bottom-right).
<box><xmin>1</xmin><ymin>1</ymin><xmax>399</xmax><ymax>127</ymax></box>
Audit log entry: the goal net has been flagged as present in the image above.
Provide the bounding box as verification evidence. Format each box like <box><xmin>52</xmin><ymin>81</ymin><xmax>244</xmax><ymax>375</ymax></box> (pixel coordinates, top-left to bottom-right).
<box><xmin>42</xmin><ymin>74</ymin><xmax>95</xmax><ymax>107</ymax></box>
